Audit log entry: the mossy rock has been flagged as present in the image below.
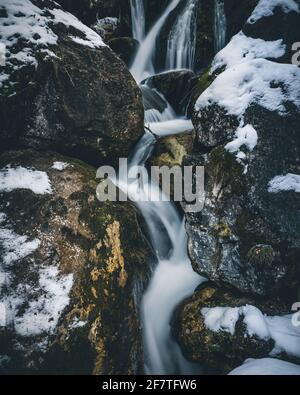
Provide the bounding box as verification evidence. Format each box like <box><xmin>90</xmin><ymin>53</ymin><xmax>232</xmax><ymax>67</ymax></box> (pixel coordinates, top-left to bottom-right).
<box><xmin>172</xmin><ymin>283</ymin><xmax>289</xmax><ymax>374</ymax></box>
<box><xmin>0</xmin><ymin>149</ymin><xmax>152</xmax><ymax>375</ymax></box>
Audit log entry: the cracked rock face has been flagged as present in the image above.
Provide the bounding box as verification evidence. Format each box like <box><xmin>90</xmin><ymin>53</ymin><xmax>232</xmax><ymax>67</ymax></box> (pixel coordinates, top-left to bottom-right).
<box><xmin>0</xmin><ymin>149</ymin><xmax>152</xmax><ymax>374</ymax></box>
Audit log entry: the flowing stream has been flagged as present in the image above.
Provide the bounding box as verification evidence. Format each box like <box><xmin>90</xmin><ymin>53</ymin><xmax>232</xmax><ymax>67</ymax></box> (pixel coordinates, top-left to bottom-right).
<box><xmin>127</xmin><ymin>0</ymin><xmax>205</xmax><ymax>374</ymax></box>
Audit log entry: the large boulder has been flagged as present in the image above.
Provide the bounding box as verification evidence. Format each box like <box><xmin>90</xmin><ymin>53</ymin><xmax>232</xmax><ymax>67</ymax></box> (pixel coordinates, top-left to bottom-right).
<box><xmin>172</xmin><ymin>283</ymin><xmax>290</xmax><ymax>374</ymax></box>
<box><xmin>185</xmin><ymin>3</ymin><xmax>300</xmax><ymax>298</ymax></box>
<box><xmin>0</xmin><ymin>150</ymin><xmax>152</xmax><ymax>374</ymax></box>
<box><xmin>0</xmin><ymin>0</ymin><xmax>144</xmax><ymax>167</ymax></box>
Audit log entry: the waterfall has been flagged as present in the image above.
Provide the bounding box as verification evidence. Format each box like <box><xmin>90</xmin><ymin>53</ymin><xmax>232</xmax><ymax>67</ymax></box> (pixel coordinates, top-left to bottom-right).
<box><xmin>165</xmin><ymin>0</ymin><xmax>198</xmax><ymax>71</ymax></box>
<box><xmin>214</xmin><ymin>0</ymin><xmax>227</xmax><ymax>53</ymax></box>
<box><xmin>126</xmin><ymin>0</ymin><xmax>204</xmax><ymax>375</ymax></box>
<box><xmin>117</xmin><ymin>131</ymin><xmax>204</xmax><ymax>375</ymax></box>
<box><xmin>130</xmin><ymin>0</ymin><xmax>145</xmax><ymax>42</ymax></box>
<box><xmin>130</xmin><ymin>0</ymin><xmax>181</xmax><ymax>82</ymax></box>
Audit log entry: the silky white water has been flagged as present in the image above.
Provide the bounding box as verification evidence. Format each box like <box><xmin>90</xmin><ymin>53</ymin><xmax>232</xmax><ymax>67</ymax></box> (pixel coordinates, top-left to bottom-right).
<box><xmin>128</xmin><ymin>0</ymin><xmax>204</xmax><ymax>374</ymax></box>
<box><xmin>131</xmin><ymin>0</ymin><xmax>181</xmax><ymax>82</ymax></box>
<box><xmin>214</xmin><ymin>0</ymin><xmax>227</xmax><ymax>53</ymax></box>
<box><xmin>130</xmin><ymin>0</ymin><xmax>145</xmax><ymax>42</ymax></box>
<box><xmin>165</xmin><ymin>0</ymin><xmax>198</xmax><ymax>71</ymax></box>
<box><xmin>117</xmin><ymin>131</ymin><xmax>204</xmax><ymax>374</ymax></box>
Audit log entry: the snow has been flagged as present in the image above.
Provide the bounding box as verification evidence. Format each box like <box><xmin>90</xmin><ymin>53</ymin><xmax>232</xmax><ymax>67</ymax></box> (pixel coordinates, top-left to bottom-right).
<box><xmin>202</xmin><ymin>306</ymin><xmax>300</xmax><ymax>359</ymax></box>
<box><xmin>0</xmin><ymin>166</ymin><xmax>52</xmax><ymax>195</ymax></box>
<box><xmin>212</xmin><ymin>32</ymin><xmax>285</xmax><ymax>73</ymax></box>
<box><xmin>0</xmin><ymin>0</ymin><xmax>58</xmax><ymax>88</ymax></box>
<box><xmin>51</xmin><ymin>161</ymin><xmax>69</xmax><ymax>171</ymax></box>
<box><xmin>225</xmin><ymin>124</ymin><xmax>258</xmax><ymax>158</ymax></box>
<box><xmin>196</xmin><ymin>59</ymin><xmax>300</xmax><ymax>118</ymax></box>
<box><xmin>268</xmin><ymin>173</ymin><xmax>300</xmax><ymax>193</ymax></box>
<box><xmin>201</xmin><ymin>306</ymin><xmax>240</xmax><ymax>335</ymax></box>
<box><xmin>266</xmin><ymin>315</ymin><xmax>300</xmax><ymax>358</ymax></box>
<box><xmin>49</xmin><ymin>8</ymin><xmax>105</xmax><ymax>49</ymax></box>
<box><xmin>0</xmin><ymin>0</ymin><xmax>105</xmax><ymax>89</ymax></box>
<box><xmin>0</xmin><ymin>227</ymin><xmax>40</xmax><ymax>266</ymax></box>
<box><xmin>14</xmin><ymin>266</ymin><xmax>73</xmax><ymax>336</ymax></box>
<box><xmin>0</xmin><ymin>217</ymin><xmax>73</xmax><ymax>337</ymax></box>
<box><xmin>248</xmin><ymin>0</ymin><xmax>300</xmax><ymax>24</ymax></box>
<box><xmin>229</xmin><ymin>358</ymin><xmax>300</xmax><ymax>375</ymax></box>
<box><xmin>201</xmin><ymin>305</ymin><xmax>270</xmax><ymax>339</ymax></box>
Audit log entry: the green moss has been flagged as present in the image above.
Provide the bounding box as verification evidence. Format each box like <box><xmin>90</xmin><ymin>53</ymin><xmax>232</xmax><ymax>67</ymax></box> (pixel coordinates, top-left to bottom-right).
<box><xmin>213</xmin><ymin>220</ymin><xmax>232</xmax><ymax>239</ymax></box>
<box><xmin>246</xmin><ymin>245</ymin><xmax>275</xmax><ymax>266</ymax></box>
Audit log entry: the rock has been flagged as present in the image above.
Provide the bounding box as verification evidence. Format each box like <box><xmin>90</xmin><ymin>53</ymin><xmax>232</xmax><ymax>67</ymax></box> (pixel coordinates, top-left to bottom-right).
<box><xmin>224</xmin><ymin>0</ymin><xmax>259</xmax><ymax>41</ymax></box>
<box><xmin>150</xmin><ymin>131</ymin><xmax>196</xmax><ymax>168</ymax></box>
<box><xmin>185</xmin><ymin>3</ymin><xmax>300</xmax><ymax>298</ymax></box>
<box><xmin>140</xmin><ymin>84</ymin><xmax>172</xmax><ymax>123</ymax></box>
<box><xmin>186</xmin><ymin>104</ymin><xmax>300</xmax><ymax>298</ymax></box>
<box><xmin>144</xmin><ymin>70</ymin><xmax>197</xmax><ymax>115</ymax></box>
<box><xmin>109</xmin><ymin>37</ymin><xmax>139</xmax><ymax>67</ymax></box>
<box><xmin>92</xmin><ymin>17</ymin><xmax>120</xmax><ymax>42</ymax></box>
<box><xmin>0</xmin><ymin>149</ymin><xmax>152</xmax><ymax>375</ymax></box>
<box><xmin>0</xmin><ymin>0</ymin><xmax>144</xmax><ymax>167</ymax></box>
<box><xmin>172</xmin><ymin>283</ymin><xmax>288</xmax><ymax>374</ymax></box>
<box><xmin>56</xmin><ymin>0</ymin><xmax>132</xmax><ymax>35</ymax></box>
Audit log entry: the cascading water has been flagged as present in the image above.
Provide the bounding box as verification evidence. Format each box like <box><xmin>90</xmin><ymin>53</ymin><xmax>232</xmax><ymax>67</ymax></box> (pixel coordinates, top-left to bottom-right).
<box><xmin>127</xmin><ymin>0</ymin><xmax>205</xmax><ymax>374</ymax></box>
<box><xmin>165</xmin><ymin>0</ymin><xmax>198</xmax><ymax>71</ymax></box>
<box><xmin>117</xmin><ymin>131</ymin><xmax>204</xmax><ymax>375</ymax></box>
<box><xmin>214</xmin><ymin>0</ymin><xmax>227</xmax><ymax>53</ymax></box>
<box><xmin>130</xmin><ymin>0</ymin><xmax>181</xmax><ymax>83</ymax></box>
<box><xmin>130</xmin><ymin>0</ymin><xmax>145</xmax><ymax>42</ymax></box>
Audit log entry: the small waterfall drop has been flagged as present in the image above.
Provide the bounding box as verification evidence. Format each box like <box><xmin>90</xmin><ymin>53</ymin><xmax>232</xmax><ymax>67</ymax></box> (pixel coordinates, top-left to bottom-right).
<box><xmin>130</xmin><ymin>0</ymin><xmax>181</xmax><ymax>82</ymax></box>
<box><xmin>165</xmin><ymin>0</ymin><xmax>198</xmax><ymax>71</ymax></box>
<box><xmin>130</xmin><ymin>0</ymin><xmax>145</xmax><ymax>42</ymax></box>
<box><xmin>214</xmin><ymin>0</ymin><xmax>227</xmax><ymax>53</ymax></box>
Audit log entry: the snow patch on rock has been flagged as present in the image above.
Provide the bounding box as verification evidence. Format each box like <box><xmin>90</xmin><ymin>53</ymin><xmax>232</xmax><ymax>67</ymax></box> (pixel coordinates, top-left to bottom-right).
<box><xmin>225</xmin><ymin>124</ymin><xmax>258</xmax><ymax>169</ymax></box>
<box><xmin>268</xmin><ymin>173</ymin><xmax>300</xmax><ymax>193</ymax></box>
<box><xmin>201</xmin><ymin>306</ymin><xmax>300</xmax><ymax>359</ymax></box>
<box><xmin>0</xmin><ymin>0</ymin><xmax>105</xmax><ymax>89</ymax></box>
<box><xmin>248</xmin><ymin>0</ymin><xmax>300</xmax><ymax>24</ymax></box>
<box><xmin>13</xmin><ymin>266</ymin><xmax>74</xmax><ymax>336</ymax></box>
<box><xmin>212</xmin><ymin>32</ymin><xmax>285</xmax><ymax>73</ymax></box>
<box><xmin>196</xmin><ymin>59</ymin><xmax>300</xmax><ymax>118</ymax></box>
<box><xmin>0</xmin><ymin>166</ymin><xmax>52</xmax><ymax>195</ymax></box>
<box><xmin>51</xmin><ymin>161</ymin><xmax>69</xmax><ymax>171</ymax></box>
